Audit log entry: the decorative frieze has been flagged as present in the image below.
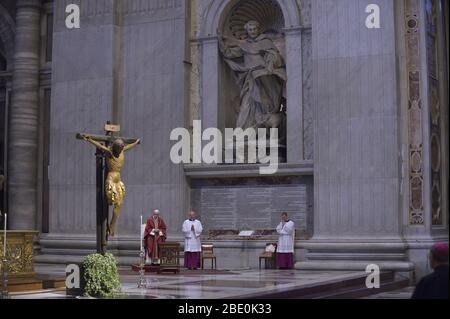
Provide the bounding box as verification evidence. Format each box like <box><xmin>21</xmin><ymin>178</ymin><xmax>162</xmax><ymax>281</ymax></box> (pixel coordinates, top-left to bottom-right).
<box><xmin>55</xmin><ymin>0</ymin><xmax>184</xmax><ymax>28</ymax></box>
<box><xmin>425</xmin><ymin>0</ymin><xmax>444</xmax><ymax>226</ymax></box>
<box><xmin>405</xmin><ymin>0</ymin><xmax>424</xmax><ymax>224</ymax></box>
<box><xmin>302</xmin><ymin>28</ymin><xmax>313</xmax><ymax>160</ymax></box>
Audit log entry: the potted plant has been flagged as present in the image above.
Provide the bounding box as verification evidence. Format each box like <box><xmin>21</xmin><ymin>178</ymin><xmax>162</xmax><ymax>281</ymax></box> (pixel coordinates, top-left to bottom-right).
<box><xmin>82</xmin><ymin>253</ymin><xmax>121</xmax><ymax>298</ymax></box>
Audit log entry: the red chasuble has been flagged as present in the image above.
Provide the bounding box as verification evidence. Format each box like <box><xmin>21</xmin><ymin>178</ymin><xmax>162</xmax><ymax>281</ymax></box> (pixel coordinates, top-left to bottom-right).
<box><xmin>144</xmin><ymin>216</ymin><xmax>167</xmax><ymax>260</ymax></box>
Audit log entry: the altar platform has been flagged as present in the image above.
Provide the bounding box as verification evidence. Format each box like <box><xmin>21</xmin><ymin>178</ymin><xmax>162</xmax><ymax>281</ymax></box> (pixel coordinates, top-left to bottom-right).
<box><xmin>9</xmin><ymin>264</ymin><xmax>411</xmax><ymax>299</ymax></box>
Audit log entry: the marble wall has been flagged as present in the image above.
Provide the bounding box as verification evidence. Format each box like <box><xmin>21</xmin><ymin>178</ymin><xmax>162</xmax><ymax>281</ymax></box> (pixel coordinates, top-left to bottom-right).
<box><xmin>118</xmin><ymin>3</ymin><xmax>189</xmax><ymax>236</ymax></box>
<box><xmin>312</xmin><ymin>0</ymin><xmax>400</xmax><ymax>238</ymax></box>
<box><xmin>48</xmin><ymin>0</ymin><xmax>188</xmax><ymax>240</ymax></box>
<box><xmin>36</xmin><ymin>0</ymin><xmax>448</xmax><ymax>277</ymax></box>
<box><xmin>49</xmin><ymin>1</ymin><xmax>116</xmax><ymax>235</ymax></box>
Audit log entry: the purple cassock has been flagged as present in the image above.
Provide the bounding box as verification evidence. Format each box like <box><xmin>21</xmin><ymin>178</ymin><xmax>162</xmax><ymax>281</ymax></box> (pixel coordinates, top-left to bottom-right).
<box><xmin>276</xmin><ymin>220</ymin><xmax>295</xmax><ymax>269</ymax></box>
<box><xmin>184</xmin><ymin>252</ymin><xmax>201</xmax><ymax>269</ymax></box>
<box><xmin>182</xmin><ymin>218</ymin><xmax>203</xmax><ymax>270</ymax></box>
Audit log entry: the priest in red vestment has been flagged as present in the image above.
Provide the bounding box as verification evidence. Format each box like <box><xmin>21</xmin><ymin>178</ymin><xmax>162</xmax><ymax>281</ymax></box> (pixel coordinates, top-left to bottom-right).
<box><xmin>144</xmin><ymin>209</ymin><xmax>167</xmax><ymax>265</ymax></box>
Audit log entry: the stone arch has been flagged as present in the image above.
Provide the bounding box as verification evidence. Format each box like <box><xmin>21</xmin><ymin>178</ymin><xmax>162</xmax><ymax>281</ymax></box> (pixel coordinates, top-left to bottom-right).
<box><xmin>0</xmin><ymin>3</ymin><xmax>15</xmax><ymax>70</ymax></box>
<box><xmin>201</xmin><ymin>0</ymin><xmax>301</xmax><ymax>38</ymax></box>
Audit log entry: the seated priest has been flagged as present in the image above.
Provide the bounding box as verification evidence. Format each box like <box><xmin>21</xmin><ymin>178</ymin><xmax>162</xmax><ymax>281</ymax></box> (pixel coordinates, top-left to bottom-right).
<box><xmin>276</xmin><ymin>212</ymin><xmax>295</xmax><ymax>269</ymax></box>
<box><xmin>182</xmin><ymin>211</ymin><xmax>203</xmax><ymax>270</ymax></box>
<box><xmin>144</xmin><ymin>209</ymin><xmax>167</xmax><ymax>265</ymax></box>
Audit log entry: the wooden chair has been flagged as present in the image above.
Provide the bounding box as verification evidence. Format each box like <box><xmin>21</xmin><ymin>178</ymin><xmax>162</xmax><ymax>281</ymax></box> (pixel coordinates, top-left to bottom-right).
<box><xmin>201</xmin><ymin>243</ymin><xmax>217</xmax><ymax>270</ymax></box>
<box><xmin>259</xmin><ymin>243</ymin><xmax>277</xmax><ymax>269</ymax></box>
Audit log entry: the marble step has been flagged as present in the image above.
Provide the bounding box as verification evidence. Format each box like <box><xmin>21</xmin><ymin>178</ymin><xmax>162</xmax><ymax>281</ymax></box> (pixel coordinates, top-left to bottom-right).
<box><xmin>4</xmin><ymin>274</ymin><xmax>66</xmax><ymax>293</ymax></box>
<box><xmin>301</xmin><ymin>274</ymin><xmax>410</xmax><ymax>299</ymax></box>
<box><xmin>243</xmin><ymin>271</ymin><xmax>409</xmax><ymax>299</ymax></box>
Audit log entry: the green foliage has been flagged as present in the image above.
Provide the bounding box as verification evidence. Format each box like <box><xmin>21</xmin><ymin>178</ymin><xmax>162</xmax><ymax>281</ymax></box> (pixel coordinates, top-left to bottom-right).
<box><xmin>82</xmin><ymin>253</ymin><xmax>121</xmax><ymax>298</ymax></box>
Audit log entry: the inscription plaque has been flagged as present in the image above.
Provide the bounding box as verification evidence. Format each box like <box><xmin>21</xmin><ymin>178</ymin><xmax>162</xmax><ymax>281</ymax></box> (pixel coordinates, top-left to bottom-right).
<box><xmin>191</xmin><ymin>177</ymin><xmax>313</xmax><ymax>235</ymax></box>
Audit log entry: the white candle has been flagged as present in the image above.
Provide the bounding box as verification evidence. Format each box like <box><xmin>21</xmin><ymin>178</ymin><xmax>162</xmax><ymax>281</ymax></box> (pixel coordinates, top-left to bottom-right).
<box><xmin>3</xmin><ymin>213</ymin><xmax>6</xmax><ymax>258</ymax></box>
<box><xmin>140</xmin><ymin>215</ymin><xmax>143</xmax><ymax>252</ymax></box>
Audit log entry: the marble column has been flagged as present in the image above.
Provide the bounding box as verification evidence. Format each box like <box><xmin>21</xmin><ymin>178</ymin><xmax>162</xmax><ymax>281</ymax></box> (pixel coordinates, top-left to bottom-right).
<box><xmin>8</xmin><ymin>0</ymin><xmax>41</xmax><ymax>230</ymax></box>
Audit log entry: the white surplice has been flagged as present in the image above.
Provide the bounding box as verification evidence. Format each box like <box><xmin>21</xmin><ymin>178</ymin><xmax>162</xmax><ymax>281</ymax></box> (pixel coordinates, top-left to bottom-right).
<box><xmin>276</xmin><ymin>220</ymin><xmax>295</xmax><ymax>253</ymax></box>
<box><xmin>182</xmin><ymin>219</ymin><xmax>203</xmax><ymax>252</ymax></box>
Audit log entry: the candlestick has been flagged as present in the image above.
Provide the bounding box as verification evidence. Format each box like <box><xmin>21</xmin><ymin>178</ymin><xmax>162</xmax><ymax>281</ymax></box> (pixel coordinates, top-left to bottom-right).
<box><xmin>2</xmin><ymin>213</ymin><xmax>5</xmax><ymax>257</ymax></box>
<box><xmin>140</xmin><ymin>215</ymin><xmax>143</xmax><ymax>252</ymax></box>
<box><xmin>138</xmin><ymin>214</ymin><xmax>147</xmax><ymax>289</ymax></box>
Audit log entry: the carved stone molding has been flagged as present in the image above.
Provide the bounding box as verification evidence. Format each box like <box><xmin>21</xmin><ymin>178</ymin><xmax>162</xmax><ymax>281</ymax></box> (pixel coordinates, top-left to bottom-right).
<box><xmin>425</xmin><ymin>0</ymin><xmax>444</xmax><ymax>226</ymax></box>
<box><xmin>54</xmin><ymin>0</ymin><xmax>184</xmax><ymax>28</ymax></box>
<box><xmin>405</xmin><ymin>0</ymin><xmax>424</xmax><ymax>224</ymax></box>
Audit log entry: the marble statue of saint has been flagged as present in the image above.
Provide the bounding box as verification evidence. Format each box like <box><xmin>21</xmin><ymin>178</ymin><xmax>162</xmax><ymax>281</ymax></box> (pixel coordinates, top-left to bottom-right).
<box><xmin>219</xmin><ymin>20</ymin><xmax>287</xmax><ymax>132</ymax></box>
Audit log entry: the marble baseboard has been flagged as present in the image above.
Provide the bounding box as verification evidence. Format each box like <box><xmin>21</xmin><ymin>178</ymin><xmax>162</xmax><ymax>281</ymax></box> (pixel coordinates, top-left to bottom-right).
<box><xmin>292</xmin><ymin>237</ymin><xmax>449</xmax><ymax>281</ymax></box>
<box><xmin>35</xmin><ymin>234</ymin><xmax>309</xmax><ymax>269</ymax></box>
<box><xmin>184</xmin><ymin>162</ymin><xmax>314</xmax><ymax>179</ymax></box>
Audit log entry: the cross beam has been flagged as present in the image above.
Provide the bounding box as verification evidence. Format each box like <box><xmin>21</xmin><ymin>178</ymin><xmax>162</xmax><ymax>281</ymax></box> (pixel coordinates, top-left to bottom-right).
<box><xmin>75</xmin><ymin>133</ymin><xmax>138</xmax><ymax>144</ymax></box>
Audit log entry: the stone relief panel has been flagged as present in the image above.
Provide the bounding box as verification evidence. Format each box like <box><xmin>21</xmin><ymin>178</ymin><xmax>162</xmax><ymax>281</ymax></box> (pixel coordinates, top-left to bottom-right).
<box><xmin>189</xmin><ymin>0</ymin><xmax>202</xmax><ymax>134</ymax></box>
<box><xmin>122</xmin><ymin>0</ymin><xmax>184</xmax><ymax>24</ymax></box>
<box><xmin>425</xmin><ymin>0</ymin><xmax>444</xmax><ymax>226</ymax></box>
<box><xmin>405</xmin><ymin>0</ymin><xmax>424</xmax><ymax>225</ymax></box>
<box><xmin>190</xmin><ymin>176</ymin><xmax>313</xmax><ymax>236</ymax></box>
<box><xmin>302</xmin><ymin>28</ymin><xmax>313</xmax><ymax>160</ymax></box>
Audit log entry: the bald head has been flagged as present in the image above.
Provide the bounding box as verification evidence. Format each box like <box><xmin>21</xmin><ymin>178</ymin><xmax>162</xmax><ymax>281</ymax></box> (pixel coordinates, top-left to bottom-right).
<box><xmin>152</xmin><ymin>209</ymin><xmax>160</xmax><ymax>217</ymax></box>
<box><xmin>188</xmin><ymin>211</ymin><xmax>196</xmax><ymax>220</ymax></box>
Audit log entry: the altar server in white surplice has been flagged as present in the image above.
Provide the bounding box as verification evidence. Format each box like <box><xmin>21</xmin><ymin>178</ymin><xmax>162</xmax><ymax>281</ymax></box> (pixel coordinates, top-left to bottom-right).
<box><xmin>182</xmin><ymin>211</ymin><xmax>203</xmax><ymax>270</ymax></box>
<box><xmin>276</xmin><ymin>212</ymin><xmax>295</xmax><ymax>269</ymax></box>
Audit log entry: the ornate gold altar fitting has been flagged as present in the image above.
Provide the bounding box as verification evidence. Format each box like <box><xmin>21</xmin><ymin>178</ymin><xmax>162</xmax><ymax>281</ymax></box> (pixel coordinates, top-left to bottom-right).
<box><xmin>0</xmin><ymin>231</ymin><xmax>38</xmax><ymax>278</ymax></box>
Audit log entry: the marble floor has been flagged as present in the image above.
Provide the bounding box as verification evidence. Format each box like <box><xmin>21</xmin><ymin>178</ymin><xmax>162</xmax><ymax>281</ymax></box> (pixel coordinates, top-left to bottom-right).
<box><xmin>363</xmin><ymin>286</ymin><xmax>414</xmax><ymax>299</ymax></box>
<box><xmin>8</xmin><ymin>264</ymin><xmax>412</xmax><ymax>299</ymax></box>
<box><xmin>119</xmin><ymin>269</ymin><xmax>368</xmax><ymax>299</ymax></box>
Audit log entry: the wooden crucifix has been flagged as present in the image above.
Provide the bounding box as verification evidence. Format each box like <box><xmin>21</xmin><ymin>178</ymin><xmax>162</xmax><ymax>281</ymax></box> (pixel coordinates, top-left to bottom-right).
<box><xmin>77</xmin><ymin>122</ymin><xmax>140</xmax><ymax>254</ymax></box>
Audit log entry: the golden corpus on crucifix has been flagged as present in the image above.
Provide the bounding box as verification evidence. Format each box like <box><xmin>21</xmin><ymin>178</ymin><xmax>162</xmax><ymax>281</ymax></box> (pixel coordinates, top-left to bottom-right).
<box><xmin>78</xmin><ymin>123</ymin><xmax>140</xmax><ymax>247</ymax></box>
